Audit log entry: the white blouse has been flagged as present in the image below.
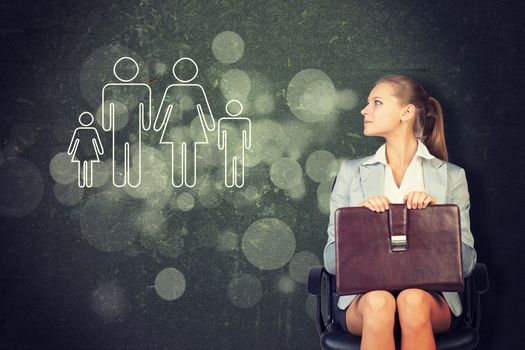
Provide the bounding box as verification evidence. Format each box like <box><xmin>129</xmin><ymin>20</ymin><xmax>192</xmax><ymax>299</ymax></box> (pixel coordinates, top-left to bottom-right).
<box><xmin>362</xmin><ymin>140</ymin><xmax>436</xmax><ymax>203</ymax></box>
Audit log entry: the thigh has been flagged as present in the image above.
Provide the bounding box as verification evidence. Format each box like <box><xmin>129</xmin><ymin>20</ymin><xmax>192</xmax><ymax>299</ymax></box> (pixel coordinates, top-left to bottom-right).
<box><xmin>427</xmin><ymin>291</ymin><xmax>453</xmax><ymax>334</ymax></box>
<box><xmin>345</xmin><ymin>291</ymin><xmax>396</xmax><ymax>336</ymax></box>
<box><xmin>345</xmin><ymin>294</ymin><xmax>365</xmax><ymax>335</ymax></box>
<box><xmin>397</xmin><ymin>289</ymin><xmax>451</xmax><ymax>334</ymax></box>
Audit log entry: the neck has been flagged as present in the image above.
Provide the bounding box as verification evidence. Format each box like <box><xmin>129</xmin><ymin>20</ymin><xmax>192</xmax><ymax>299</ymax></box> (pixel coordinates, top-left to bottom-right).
<box><xmin>384</xmin><ymin>135</ymin><xmax>418</xmax><ymax>168</ymax></box>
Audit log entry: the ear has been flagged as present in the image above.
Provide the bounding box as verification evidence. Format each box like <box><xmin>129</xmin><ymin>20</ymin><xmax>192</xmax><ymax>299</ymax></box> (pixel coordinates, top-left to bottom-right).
<box><xmin>401</xmin><ymin>104</ymin><xmax>417</xmax><ymax>121</ymax></box>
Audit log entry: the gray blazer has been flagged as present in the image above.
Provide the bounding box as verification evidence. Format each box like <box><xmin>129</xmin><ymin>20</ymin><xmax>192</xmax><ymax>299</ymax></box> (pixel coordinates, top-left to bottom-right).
<box><xmin>323</xmin><ymin>155</ymin><xmax>477</xmax><ymax>317</ymax></box>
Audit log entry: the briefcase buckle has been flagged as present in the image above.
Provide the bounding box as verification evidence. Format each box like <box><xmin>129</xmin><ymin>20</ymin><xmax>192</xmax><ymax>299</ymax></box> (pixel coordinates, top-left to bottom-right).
<box><xmin>390</xmin><ymin>235</ymin><xmax>407</xmax><ymax>252</ymax></box>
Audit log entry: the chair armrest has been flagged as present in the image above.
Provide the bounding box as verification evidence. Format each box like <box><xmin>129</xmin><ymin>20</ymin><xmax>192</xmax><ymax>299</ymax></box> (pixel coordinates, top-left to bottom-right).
<box><xmin>307</xmin><ymin>265</ymin><xmax>328</xmax><ymax>335</ymax></box>
<box><xmin>472</xmin><ymin>263</ymin><xmax>489</xmax><ymax>294</ymax></box>
<box><xmin>307</xmin><ymin>265</ymin><xmax>325</xmax><ymax>296</ymax></box>
<box><xmin>464</xmin><ymin>263</ymin><xmax>489</xmax><ymax>328</ymax></box>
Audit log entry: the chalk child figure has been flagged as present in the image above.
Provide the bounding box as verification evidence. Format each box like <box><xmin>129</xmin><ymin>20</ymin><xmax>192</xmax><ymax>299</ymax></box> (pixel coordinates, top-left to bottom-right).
<box><xmin>101</xmin><ymin>56</ymin><xmax>152</xmax><ymax>187</ymax></box>
<box><xmin>67</xmin><ymin>111</ymin><xmax>104</xmax><ymax>188</ymax></box>
<box><xmin>154</xmin><ymin>57</ymin><xmax>215</xmax><ymax>188</ymax></box>
<box><xmin>218</xmin><ymin>100</ymin><xmax>251</xmax><ymax>188</ymax></box>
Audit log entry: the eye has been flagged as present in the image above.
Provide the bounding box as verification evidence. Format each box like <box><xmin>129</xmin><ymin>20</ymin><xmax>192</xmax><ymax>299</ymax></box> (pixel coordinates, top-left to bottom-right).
<box><xmin>374</xmin><ymin>100</ymin><xmax>382</xmax><ymax>105</ymax></box>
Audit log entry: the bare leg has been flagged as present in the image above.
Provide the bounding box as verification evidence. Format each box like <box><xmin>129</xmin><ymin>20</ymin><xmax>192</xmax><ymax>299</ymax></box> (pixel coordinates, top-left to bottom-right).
<box><xmin>345</xmin><ymin>291</ymin><xmax>396</xmax><ymax>350</ymax></box>
<box><xmin>397</xmin><ymin>289</ymin><xmax>452</xmax><ymax>350</ymax></box>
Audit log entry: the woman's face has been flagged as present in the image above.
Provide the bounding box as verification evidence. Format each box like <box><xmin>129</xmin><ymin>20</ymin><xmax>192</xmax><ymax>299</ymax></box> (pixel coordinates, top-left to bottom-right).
<box><xmin>360</xmin><ymin>82</ymin><xmax>406</xmax><ymax>137</ymax></box>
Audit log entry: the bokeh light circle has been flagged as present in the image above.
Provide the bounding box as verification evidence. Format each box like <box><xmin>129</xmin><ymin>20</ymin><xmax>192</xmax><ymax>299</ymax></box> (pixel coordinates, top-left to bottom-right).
<box><xmin>177</xmin><ymin>192</ymin><xmax>195</xmax><ymax>212</ymax></box>
<box><xmin>277</xmin><ymin>275</ymin><xmax>296</xmax><ymax>294</ymax></box>
<box><xmin>220</xmin><ymin>69</ymin><xmax>251</xmax><ymax>102</ymax></box>
<box><xmin>91</xmin><ymin>281</ymin><xmax>127</xmax><ymax>321</ymax></box>
<box><xmin>287</xmin><ymin>69</ymin><xmax>336</xmax><ymax>122</ymax></box>
<box><xmin>317</xmin><ymin>181</ymin><xmax>333</xmax><ymax>215</ymax></box>
<box><xmin>270</xmin><ymin>158</ymin><xmax>303</xmax><ymax>190</ymax></box>
<box><xmin>50</xmin><ymin>152</ymin><xmax>78</xmax><ymax>185</ymax></box>
<box><xmin>212</xmin><ymin>31</ymin><xmax>245</xmax><ymax>64</ymax></box>
<box><xmin>154</xmin><ymin>267</ymin><xmax>186</xmax><ymax>301</ymax></box>
<box><xmin>305</xmin><ymin>150</ymin><xmax>339</xmax><ymax>183</ymax></box>
<box><xmin>227</xmin><ymin>273</ymin><xmax>262</xmax><ymax>308</ymax></box>
<box><xmin>288</xmin><ymin>251</ymin><xmax>321</xmax><ymax>284</ymax></box>
<box><xmin>242</xmin><ymin>218</ymin><xmax>296</xmax><ymax>270</ymax></box>
<box><xmin>54</xmin><ymin>182</ymin><xmax>84</xmax><ymax>206</ymax></box>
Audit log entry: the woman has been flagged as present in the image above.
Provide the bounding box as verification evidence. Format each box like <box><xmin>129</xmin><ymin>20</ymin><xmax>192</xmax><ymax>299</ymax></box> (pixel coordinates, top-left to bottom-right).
<box><xmin>323</xmin><ymin>75</ymin><xmax>477</xmax><ymax>349</ymax></box>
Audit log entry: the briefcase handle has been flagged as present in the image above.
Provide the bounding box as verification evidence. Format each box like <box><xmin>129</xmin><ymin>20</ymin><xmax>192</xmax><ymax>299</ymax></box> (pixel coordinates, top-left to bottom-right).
<box><xmin>389</xmin><ymin>204</ymin><xmax>408</xmax><ymax>252</ymax></box>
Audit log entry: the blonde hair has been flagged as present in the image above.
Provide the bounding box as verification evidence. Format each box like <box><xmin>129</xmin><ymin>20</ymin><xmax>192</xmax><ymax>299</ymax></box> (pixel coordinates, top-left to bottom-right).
<box><xmin>376</xmin><ymin>75</ymin><xmax>448</xmax><ymax>161</ymax></box>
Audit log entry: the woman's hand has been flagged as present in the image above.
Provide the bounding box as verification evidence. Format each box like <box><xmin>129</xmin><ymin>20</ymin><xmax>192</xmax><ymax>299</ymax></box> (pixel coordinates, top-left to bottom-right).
<box><xmin>403</xmin><ymin>191</ymin><xmax>437</xmax><ymax>209</ymax></box>
<box><xmin>357</xmin><ymin>195</ymin><xmax>390</xmax><ymax>212</ymax></box>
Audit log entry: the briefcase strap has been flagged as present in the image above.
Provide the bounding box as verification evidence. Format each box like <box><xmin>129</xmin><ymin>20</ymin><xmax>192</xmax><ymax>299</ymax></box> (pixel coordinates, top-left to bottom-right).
<box><xmin>389</xmin><ymin>204</ymin><xmax>408</xmax><ymax>252</ymax></box>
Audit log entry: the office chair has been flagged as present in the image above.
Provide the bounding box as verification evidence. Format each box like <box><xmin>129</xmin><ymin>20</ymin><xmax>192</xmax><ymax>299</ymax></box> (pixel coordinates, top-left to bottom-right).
<box><xmin>307</xmin><ymin>263</ymin><xmax>489</xmax><ymax>349</ymax></box>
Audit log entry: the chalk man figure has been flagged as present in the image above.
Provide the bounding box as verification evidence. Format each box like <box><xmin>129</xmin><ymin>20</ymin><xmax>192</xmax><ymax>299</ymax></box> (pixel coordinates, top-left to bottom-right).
<box><xmin>67</xmin><ymin>111</ymin><xmax>104</xmax><ymax>188</ymax></box>
<box><xmin>218</xmin><ymin>100</ymin><xmax>251</xmax><ymax>188</ymax></box>
<box><xmin>154</xmin><ymin>57</ymin><xmax>215</xmax><ymax>188</ymax></box>
<box><xmin>102</xmin><ymin>56</ymin><xmax>152</xmax><ymax>187</ymax></box>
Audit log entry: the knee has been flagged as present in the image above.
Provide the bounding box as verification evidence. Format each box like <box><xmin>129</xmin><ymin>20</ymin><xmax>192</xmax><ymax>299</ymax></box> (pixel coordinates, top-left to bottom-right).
<box><xmin>396</xmin><ymin>289</ymin><xmax>431</xmax><ymax>333</ymax></box>
<box><xmin>359</xmin><ymin>291</ymin><xmax>396</xmax><ymax>330</ymax></box>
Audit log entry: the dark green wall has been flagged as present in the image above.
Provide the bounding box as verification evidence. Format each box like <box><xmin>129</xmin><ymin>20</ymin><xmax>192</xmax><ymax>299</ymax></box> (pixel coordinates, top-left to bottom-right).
<box><xmin>1</xmin><ymin>0</ymin><xmax>524</xmax><ymax>348</ymax></box>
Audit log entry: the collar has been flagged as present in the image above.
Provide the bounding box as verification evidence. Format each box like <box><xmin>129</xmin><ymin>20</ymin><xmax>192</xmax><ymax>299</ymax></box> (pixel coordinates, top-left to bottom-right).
<box><xmin>362</xmin><ymin>139</ymin><xmax>435</xmax><ymax>166</ymax></box>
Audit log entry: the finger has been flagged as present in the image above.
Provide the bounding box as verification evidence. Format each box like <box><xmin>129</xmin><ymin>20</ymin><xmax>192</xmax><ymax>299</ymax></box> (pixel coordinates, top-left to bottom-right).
<box><xmin>412</xmin><ymin>192</ymin><xmax>423</xmax><ymax>209</ymax></box>
<box><xmin>375</xmin><ymin>196</ymin><xmax>388</xmax><ymax>212</ymax></box>
<box><xmin>422</xmin><ymin>195</ymin><xmax>432</xmax><ymax>208</ymax></box>
<box><xmin>416</xmin><ymin>192</ymin><xmax>426</xmax><ymax>209</ymax></box>
<box><xmin>381</xmin><ymin>196</ymin><xmax>390</xmax><ymax>210</ymax></box>
<box><xmin>430</xmin><ymin>196</ymin><xmax>437</xmax><ymax>204</ymax></box>
<box><xmin>369</xmin><ymin>197</ymin><xmax>383</xmax><ymax>212</ymax></box>
<box><xmin>363</xmin><ymin>202</ymin><xmax>375</xmax><ymax>212</ymax></box>
<box><xmin>406</xmin><ymin>192</ymin><xmax>414</xmax><ymax>209</ymax></box>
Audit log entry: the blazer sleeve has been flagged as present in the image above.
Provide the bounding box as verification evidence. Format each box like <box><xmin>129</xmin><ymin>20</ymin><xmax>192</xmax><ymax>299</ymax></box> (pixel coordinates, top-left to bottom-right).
<box><xmin>323</xmin><ymin>160</ymin><xmax>354</xmax><ymax>275</ymax></box>
<box><xmin>450</xmin><ymin>167</ymin><xmax>478</xmax><ymax>277</ymax></box>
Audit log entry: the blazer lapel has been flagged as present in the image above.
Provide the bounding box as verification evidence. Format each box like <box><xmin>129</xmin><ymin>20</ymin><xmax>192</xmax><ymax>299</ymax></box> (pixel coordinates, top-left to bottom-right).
<box><xmin>358</xmin><ymin>157</ymin><xmax>447</xmax><ymax>204</ymax></box>
<box><xmin>359</xmin><ymin>162</ymin><xmax>385</xmax><ymax>199</ymax></box>
<box><xmin>422</xmin><ymin>157</ymin><xmax>447</xmax><ymax>204</ymax></box>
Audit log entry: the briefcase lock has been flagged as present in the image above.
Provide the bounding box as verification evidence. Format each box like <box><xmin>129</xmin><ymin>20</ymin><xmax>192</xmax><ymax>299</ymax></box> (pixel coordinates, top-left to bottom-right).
<box><xmin>390</xmin><ymin>235</ymin><xmax>408</xmax><ymax>251</ymax></box>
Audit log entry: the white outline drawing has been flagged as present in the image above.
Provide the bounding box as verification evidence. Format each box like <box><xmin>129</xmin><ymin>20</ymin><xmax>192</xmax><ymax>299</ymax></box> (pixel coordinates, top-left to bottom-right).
<box><xmin>102</xmin><ymin>56</ymin><xmax>152</xmax><ymax>188</ymax></box>
<box><xmin>153</xmin><ymin>57</ymin><xmax>215</xmax><ymax>188</ymax></box>
<box><xmin>67</xmin><ymin>112</ymin><xmax>105</xmax><ymax>188</ymax></box>
<box><xmin>218</xmin><ymin>100</ymin><xmax>251</xmax><ymax>188</ymax></box>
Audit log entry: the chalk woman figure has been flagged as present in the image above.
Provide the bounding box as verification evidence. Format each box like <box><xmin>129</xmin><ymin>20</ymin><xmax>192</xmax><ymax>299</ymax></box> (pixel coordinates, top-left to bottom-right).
<box><xmin>324</xmin><ymin>75</ymin><xmax>477</xmax><ymax>349</ymax></box>
<box><xmin>154</xmin><ymin>57</ymin><xmax>215</xmax><ymax>188</ymax></box>
<box><xmin>67</xmin><ymin>111</ymin><xmax>104</xmax><ymax>188</ymax></box>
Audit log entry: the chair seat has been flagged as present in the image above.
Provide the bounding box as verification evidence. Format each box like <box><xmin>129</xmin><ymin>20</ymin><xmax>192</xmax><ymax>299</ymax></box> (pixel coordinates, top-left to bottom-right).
<box><xmin>434</xmin><ymin>327</ymin><xmax>479</xmax><ymax>349</ymax></box>
<box><xmin>321</xmin><ymin>322</ymin><xmax>479</xmax><ymax>350</ymax></box>
<box><xmin>321</xmin><ymin>323</ymin><xmax>360</xmax><ymax>350</ymax></box>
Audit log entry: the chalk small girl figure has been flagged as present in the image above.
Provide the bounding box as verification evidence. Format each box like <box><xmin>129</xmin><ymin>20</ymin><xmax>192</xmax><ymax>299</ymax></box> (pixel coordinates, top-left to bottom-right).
<box><xmin>67</xmin><ymin>111</ymin><xmax>105</xmax><ymax>188</ymax></box>
<box><xmin>217</xmin><ymin>100</ymin><xmax>251</xmax><ymax>188</ymax></box>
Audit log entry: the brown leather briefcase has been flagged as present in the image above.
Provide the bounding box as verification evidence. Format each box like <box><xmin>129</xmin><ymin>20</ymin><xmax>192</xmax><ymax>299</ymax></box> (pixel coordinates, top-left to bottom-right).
<box><xmin>335</xmin><ymin>204</ymin><xmax>464</xmax><ymax>296</ymax></box>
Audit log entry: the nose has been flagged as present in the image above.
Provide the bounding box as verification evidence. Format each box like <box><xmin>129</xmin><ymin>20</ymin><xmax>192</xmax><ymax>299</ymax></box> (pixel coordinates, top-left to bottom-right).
<box><xmin>361</xmin><ymin>106</ymin><xmax>368</xmax><ymax>116</ymax></box>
